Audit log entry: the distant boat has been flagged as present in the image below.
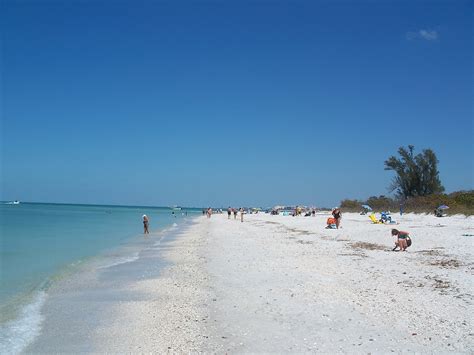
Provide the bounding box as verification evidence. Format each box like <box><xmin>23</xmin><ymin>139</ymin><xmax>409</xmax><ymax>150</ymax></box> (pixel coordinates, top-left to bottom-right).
<box><xmin>171</xmin><ymin>206</ymin><xmax>182</xmax><ymax>210</ymax></box>
<box><xmin>6</xmin><ymin>200</ymin><xmax>20</xmax><ymax>205</ymax></box>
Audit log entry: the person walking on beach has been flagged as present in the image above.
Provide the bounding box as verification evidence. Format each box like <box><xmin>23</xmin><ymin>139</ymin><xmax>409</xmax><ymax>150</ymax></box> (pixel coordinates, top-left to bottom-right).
<box><xmin>233</xmin><ymin>208</ymin><xmax>237</xmax><ymax>219</ymax></box>
<box><xmin>207</xmin><ymin>207</ymin><xmax>212</xmax><ymax>218</ymax></box>
<box><xmin>142</xmin><ymin>214</ymin><xmax>149</xmax><ymax>234</ymax></box>
<box><xmin>227</xmin><ymin>206</ymin><xmax>232</xmax><ymax>219</ymax></box>
<box><xmin>240</xmin><ymin>208</ymin><xmax>244</xmax><ymax>222</ymax></box>
<box><xmin>332</xmin><ymin>208</ymin><xmax>342</xmax><ymax>229</ymax></box>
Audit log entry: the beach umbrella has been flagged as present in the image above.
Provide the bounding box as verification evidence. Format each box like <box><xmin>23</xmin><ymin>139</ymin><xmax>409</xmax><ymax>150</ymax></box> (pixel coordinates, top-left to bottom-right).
<box><xmin>438</xmin><ymin>205</ymin><xmax>449</xmax><ymax>210</ymax></box>
<box><xmin>361</xmin><ymin>204</ymin><xmax>372</xmax><ymax>211</ymax></box>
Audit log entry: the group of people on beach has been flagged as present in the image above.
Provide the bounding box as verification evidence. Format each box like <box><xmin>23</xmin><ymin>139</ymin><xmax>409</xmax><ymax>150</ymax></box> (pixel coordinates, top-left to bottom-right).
<box><xmin>144</xmin><ymin>206</ymin><xmax>411</xmax><ymax>252</ymax></box>
<box><xmin>202</xmin><ymin>206</ymin><xmax>245</xmax><ymax>222</ymax></box>
<box><xmin>227</xmin><ymin>207</ymin><xmax>245</xmax><ymax>222</ymax></box>
<box><xmin>227</xmin><ymin>206</ymin><xmax>244</xmax><ymax>222</ymax></box>
<box><xmin>324</xmin><ymin>208</ymin><xmax>411</xmax><ymax>251</ymax></box>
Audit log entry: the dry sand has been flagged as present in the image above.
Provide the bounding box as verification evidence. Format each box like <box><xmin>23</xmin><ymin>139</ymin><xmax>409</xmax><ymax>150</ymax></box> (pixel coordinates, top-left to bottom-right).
<box><xmin>95</xmin><ymin>212</ymin><xmax>473</xmax><ymax>353</ymax></box>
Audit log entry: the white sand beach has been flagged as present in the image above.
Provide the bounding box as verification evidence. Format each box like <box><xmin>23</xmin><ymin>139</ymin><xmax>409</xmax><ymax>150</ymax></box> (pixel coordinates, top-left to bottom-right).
<box><xmin>89</xmin><ymin>212</ymin><xmax>472</xmax><ymax>353</ymax></box>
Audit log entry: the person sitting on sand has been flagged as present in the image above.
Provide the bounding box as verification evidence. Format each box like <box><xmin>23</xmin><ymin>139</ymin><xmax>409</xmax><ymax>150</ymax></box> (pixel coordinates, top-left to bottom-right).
<box><xmin>332</xmin><ymin>208</ymin><xmax>342</xmax><ymax>229</ymax></box>
<box><xmin>326</xmin><ymin>217</ymin><xmax>337</xmax><ymax>229</ymax></box>
<box><xmin>391</xmin><ymin>228</ymin><xmax>410</xmax><ymax>251</ymax></box>
<box><xmin>380</xmin><ymin>211</ymin><xmax>392</xmax><ymax>224</ymax></box>
<box><xmin>143</xmin><ymin>214</ymin><xmax>149</xmax><ymax>234</ymax></box>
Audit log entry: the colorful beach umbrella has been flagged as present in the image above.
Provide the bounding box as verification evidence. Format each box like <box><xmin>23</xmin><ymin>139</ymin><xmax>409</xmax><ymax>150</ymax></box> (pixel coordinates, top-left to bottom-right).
<box><xmin>361</xmin><ymin>204</ymin><xmax>372</xmax><ymax>211</ymax></box>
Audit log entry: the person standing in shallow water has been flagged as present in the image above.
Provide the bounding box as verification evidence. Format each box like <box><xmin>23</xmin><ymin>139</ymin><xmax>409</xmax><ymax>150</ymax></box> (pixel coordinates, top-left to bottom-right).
<box><xmin>142</xmin><ymin>214</ymin><xmax>149</xmax><ymax>234</ymax></box>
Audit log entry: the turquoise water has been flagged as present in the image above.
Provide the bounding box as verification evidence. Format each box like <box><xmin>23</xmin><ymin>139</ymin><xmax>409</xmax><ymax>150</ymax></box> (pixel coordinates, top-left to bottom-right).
<box><xmin>0</xmin><ymin>202</ymin><xmax>199</xmax><ymax>351</ymax></box>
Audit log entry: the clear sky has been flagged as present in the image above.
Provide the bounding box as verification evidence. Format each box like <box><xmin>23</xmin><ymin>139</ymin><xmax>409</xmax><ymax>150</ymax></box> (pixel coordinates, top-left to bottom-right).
<box><xmin>1</xmin><ymin>0</ymin><xmax>473</xmax><ymax>207</ymax></box>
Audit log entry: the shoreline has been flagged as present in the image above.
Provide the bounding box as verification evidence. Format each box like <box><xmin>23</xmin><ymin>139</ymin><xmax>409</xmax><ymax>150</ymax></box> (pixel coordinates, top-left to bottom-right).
<box><xmin>16</xmin><ymin>218</ymin><xmax>191</xmax><ymax>353</ymax></box>
<box><xmin>22</xmin><ymin>212</ymin><xmax>474</xmax><ymax>352</ymax></box>
<box><xmin>0</xmin><ymin>203</ymin><xmax>196</xmax><ymax>348</ymax></box>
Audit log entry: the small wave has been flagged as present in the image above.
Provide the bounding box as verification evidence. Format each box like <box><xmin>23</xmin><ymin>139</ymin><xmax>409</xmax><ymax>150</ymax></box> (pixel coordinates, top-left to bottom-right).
<box><xmin>162</xmin><ymin>223</ymin><xmax>178</xmax><ymax>233</ymax></box>
<box><xmin>0</xmin><ymin>291</ymin><xmax>46</xmax><ymax>354</ymax></box>
<box><xmin>153</xmin><ymin>233</ymin><xmax>168</xmax><ymax>247</ymax></box>
<box><xmin>98</xmin><ymin>252</ymin><xmax>140</xmax><ymax>269</ymax></box>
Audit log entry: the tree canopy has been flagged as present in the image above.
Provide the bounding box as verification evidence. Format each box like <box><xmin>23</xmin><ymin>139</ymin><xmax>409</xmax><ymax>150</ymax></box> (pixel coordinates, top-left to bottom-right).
<box><xmin>384</xmin><ymin>145</ymin><xmax>444</xmax><ymax>198</ymax></box>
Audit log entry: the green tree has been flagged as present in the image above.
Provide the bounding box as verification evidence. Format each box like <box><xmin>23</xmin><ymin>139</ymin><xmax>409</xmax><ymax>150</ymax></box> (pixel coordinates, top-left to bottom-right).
<box><xmin>384</xmin><ymin>145</ymin><xmax>444</xmax><ymax>198</ymax></box>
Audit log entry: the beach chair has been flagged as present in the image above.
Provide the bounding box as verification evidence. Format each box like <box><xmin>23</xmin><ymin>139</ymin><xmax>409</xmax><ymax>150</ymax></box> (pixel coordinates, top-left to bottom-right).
<box><xmin>369</xmin><ymin>213</ymin><xmax>383</xmax><ymax>224</ymax></box>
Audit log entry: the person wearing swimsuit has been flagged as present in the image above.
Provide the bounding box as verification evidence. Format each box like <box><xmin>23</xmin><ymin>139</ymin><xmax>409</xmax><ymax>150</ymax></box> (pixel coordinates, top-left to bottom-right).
<box><xmin>143</xmin><ymin>215</ymin><xmax>149</xmax><ymax>234</ymax></box>
<box><xmin>391</xmin><ymin>229</ymin><xmax>409</xmax><ymax>251</ymax></box>
<box><xmin>332</xmin><ymin>208</ymin><xmax>342</xmax><ymax>229</ymax></box>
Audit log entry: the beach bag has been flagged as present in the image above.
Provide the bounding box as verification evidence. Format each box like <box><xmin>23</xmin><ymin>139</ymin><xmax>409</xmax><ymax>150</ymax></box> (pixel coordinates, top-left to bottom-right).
<box><xmin>406</xmin><ymin>236</ymin><xmax>412</xmax><ymax>247</ymax></box>
<box><xmin>327</xmin><ymin>217</ymin><xmax>337</xmax><ymax>225</ymax></box>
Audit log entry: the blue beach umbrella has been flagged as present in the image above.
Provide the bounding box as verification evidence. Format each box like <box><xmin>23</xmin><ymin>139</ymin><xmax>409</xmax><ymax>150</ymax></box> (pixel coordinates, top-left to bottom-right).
<box><xmin>361</xmin><ymin>204</ymin><xmax>372</xmax><ymax>211</ymax></box>
<box><xmin>438</xmin><ymin>205</ymin><xmax>449</xmax><ymax>210</ymax></box>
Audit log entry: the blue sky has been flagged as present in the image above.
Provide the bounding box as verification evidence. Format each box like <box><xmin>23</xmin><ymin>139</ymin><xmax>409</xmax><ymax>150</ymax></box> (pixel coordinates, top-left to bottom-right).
<box><xmin>1</xmin><ymin>0</ymin><xmax>472</xmax><ymax>207</ymax></box>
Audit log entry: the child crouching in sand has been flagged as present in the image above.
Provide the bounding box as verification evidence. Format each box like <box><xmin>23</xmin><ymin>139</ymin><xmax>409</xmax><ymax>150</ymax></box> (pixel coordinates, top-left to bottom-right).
<box><xmin>391</xmin><ymin>229</ymin><xmax>411</xmax><ymax>251</ymax></box>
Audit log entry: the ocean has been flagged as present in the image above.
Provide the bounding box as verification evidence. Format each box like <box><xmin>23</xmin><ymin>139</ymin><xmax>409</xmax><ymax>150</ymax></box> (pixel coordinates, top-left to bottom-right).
<box><xmin>0</xmin><ymin>202</ymin><xmax>199</xmax><ymax>352</ymax></box>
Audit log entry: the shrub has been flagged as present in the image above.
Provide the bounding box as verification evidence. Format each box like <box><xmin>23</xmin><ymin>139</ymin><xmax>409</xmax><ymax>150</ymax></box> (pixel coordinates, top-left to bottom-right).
<box><xmin>340</xmin><ymin>199</ymin><xmax>362</xmax><ymax>210</ymax></box>
<box><xmin>339</xmin><ymin>190</ymin><xmax>473</xmax><ymax>215</ymax></box>
<box><xmin>366</xmin><ymin>195</ymin><xmax>397</xmax><ymax>211</ymax></box>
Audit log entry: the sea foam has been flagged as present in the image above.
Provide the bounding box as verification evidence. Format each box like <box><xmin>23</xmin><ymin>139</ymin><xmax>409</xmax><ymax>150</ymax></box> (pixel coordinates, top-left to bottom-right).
<box><xmin>98</xmin><ymin>252</ymin><xmax>140</xmax><ymax>269</ymax></box>
<box><xmin>0</xmin><ymin>291</ymin><xmax>46</xmax><ymax>354</ymax></box>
